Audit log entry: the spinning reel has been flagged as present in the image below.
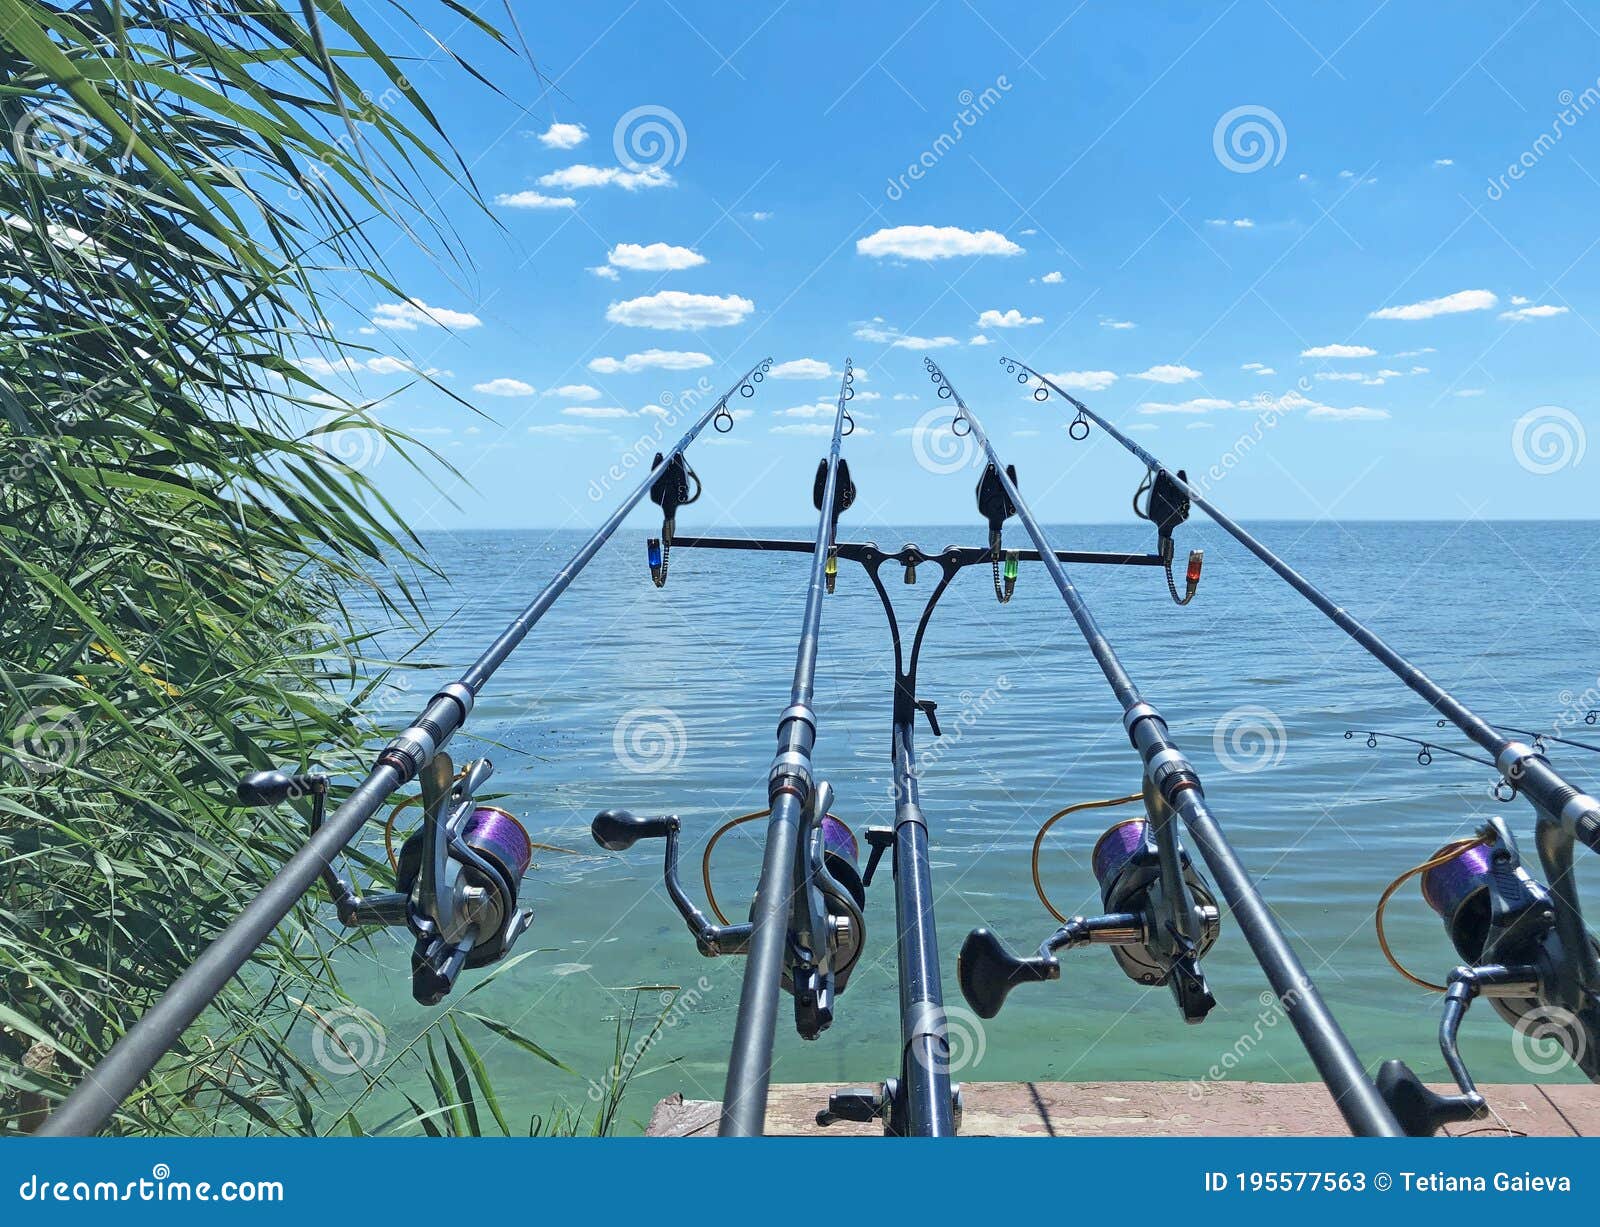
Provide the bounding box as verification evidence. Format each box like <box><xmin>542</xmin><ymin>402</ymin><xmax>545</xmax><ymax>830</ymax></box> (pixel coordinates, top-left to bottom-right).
<box><xmin>959</xmin><ymin>775</ymin><xmax>1221</xmax><ymax>1022</ymax></box>
<box><xmin>1374</xmin><ymin>816</ymin><xmax>1600</xmax><ymax>1135</ymax></box>
<box><xmin>591</xmin><ymin>781</ymin><xmax>874</xmax><ymax>1040</ymax></box>
<box><xmin>1133</xmin><ymin>468</ymin><xmax>1203</xmax><ymax>606</ymax></box>
<box><xmin>237</xmin><ymin>753</ymin><xmax>534</xmax><ymax>1004</ymax></box>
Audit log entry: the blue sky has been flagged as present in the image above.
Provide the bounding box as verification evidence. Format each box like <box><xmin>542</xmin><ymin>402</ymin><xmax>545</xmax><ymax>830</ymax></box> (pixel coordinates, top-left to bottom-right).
<box><xmin>316</xmin><ymin>2</ymin><xmax>1599</xmax><ymax>529</ymax></box>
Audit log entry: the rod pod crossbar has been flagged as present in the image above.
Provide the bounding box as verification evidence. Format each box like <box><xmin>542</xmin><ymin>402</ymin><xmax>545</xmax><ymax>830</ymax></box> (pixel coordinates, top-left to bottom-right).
<box><xmin>41</xmin><ymin>359</ymin><xmax>774</xmax><ymax>1137</ymax></box>
<box><xmin>928</xmin><ymin>358</ymin><xmax>1405</xmax><ymax>1137</ymax></box>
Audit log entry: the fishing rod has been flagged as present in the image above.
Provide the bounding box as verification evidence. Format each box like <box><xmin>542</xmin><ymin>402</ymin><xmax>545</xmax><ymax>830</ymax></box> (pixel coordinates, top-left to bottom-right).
<box><xmin>1007</xmin><ymin>353</ymin><xmax>1600</xmax><ymax>1134</ymax></box>
<box><xmin>592</xmin><ymin>361</ymin><xmax>860</xmax><ymax>1136</ymax></box>
<box><xmin>594</xmin><ymin>366</ymin><xmax>1185</xmax><ymax>1136</ymax></box>
<box><xmin>40</xmin><ymin>358</ymin><xmax>774</xmax><ymax>1137</ymax></box>
<box><xmin>926</xmin><ymin>358</ymin><xmax>1405</xmax><ymax>1137</ymax></box>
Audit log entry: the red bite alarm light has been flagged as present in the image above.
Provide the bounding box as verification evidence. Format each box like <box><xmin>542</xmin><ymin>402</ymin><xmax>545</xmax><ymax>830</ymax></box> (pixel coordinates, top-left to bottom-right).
<box><xmin>1184</xmin><ymin>549</ymin><xmax>1204</xmax><ymax>599</ymax></box>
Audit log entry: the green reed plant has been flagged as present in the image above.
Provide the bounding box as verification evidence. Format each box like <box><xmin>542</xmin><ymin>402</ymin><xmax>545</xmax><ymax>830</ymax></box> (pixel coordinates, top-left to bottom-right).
<box><xmin>0</xmin><ymin>0</ymin><xmax>570</xmax><ymax>1135</ymax></box>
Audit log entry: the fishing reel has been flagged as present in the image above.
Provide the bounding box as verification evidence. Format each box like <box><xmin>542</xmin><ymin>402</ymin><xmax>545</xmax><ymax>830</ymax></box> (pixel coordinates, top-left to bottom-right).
<box><xmin>1133</xmin><ymin>467</ymin><xmax>1203</xmax><ymax>606</ymax></box>
<box><xmin>591</xmin><ymin>781</ymin><xmax>872</xmax><ymax>1039</ymax></box>
<box><xmin>237</xmin><ymin>753</ymin><xmax>534</xmax><ymax>1005</ymax></box>
<box><xmin>976</xmin><ymin>461</ymin><xmax>1020</xmax><ymax>603</ymax></box>
<box><xmin>959</xmin><ymin>776</ymin><xmax>1221</xmax><ymax>1022</ymax></box>
<box><xmin>1375</xmin><ymin>816</ymin><xmax>1600</xmax><ymax>1135</ymax></box>
<box><xmin>646</xmin><ymin>450</ymin><xmax>701</xmax><ymax>588</ymax></box>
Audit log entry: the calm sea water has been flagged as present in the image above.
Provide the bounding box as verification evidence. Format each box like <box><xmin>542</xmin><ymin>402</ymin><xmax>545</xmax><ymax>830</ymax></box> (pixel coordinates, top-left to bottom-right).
<box><xmin>327</xmin><ymin>520</ymin><xmax>1598</xmax><ymax>1133</ymax></box>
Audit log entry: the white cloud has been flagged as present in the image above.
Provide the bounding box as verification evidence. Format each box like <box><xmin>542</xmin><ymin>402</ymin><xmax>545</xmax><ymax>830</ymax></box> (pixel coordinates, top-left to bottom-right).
<box><xmin>608</xmin><ymin>241</ymin><xmax>705</xmax><ymax>271</ymax></box>
<box><xmin>855</xmin><ymin>224</ymin><xmax>1023</xmax><ymax>260</ymax></box>
<box><xmin>1241</xmin><ymin>362</ymin><xmax>1276</xmax><ymax>375</ymax></box>
<box><xmin>1500</xmin><ymin>304</ymin><xmax>1568</xmax><ymax>321</ymax></box>
<box><xmin>536</xmin><ymin>122</ymin><xmax>588</xmax><ymax>149</ymax></box>
<box><xmin>1434</xmin><ymin>157</ymin><xmax>1454</xmax><ymax>166</ymax></box>
<box><xmin>588</xmin><ymin>265</ymin><xmax>620</xmax><ymax>280</ymax></box>
<box><xmin>297</xmin><ymin>354</ymin><xmax>418</xmax><ymax>377</ymax></box>
<box><xmin>1205</xmin><ymin>217</ymin><xmax>1255</xmax><ymax>228</ymax></box>
<box><xmin>588</xmin><ymin>349</ymin><xmax>713</xmax><ymax>373</ymax></box>
<box><xmin>750</xmin><ymin>211</ymin><xmax>773</xmax><ymax>221</ymax></box>
<box><xmin>1045</xmin><ymin>370</ymin><xmax>1118</xmax><ymax>392</ymax></box>
<box><xmin>1307</xmin><ymin>404</ymin><xmax>1390</xmax><ymax>421</ymax></box>
<box><xmin>1369</xmin><ymin>289</ymin><xmax>1497</xmax><ymax>321</ymax></box>
<box><xmin>1302</xmin><ymin>343</ymin><xmax>1376</xmax><ymax>358</ymax></box>
<box><xmin>605</xmin><ymin>291</ymin><xmax>754</xmax><ymax>330</ymax></box>
<box><xmin>852</xmin><ymin>322</ymin><xmax>959</xmax><ymax>349</ymax></box>
<box><xmin>1511</xmin><ymin>295</ymin><xmax>1530</xmax><ymax>305</ymax></box>
<box><xmin>1129</xmin><ymin>364</ymin><xmax>1201</xmax><ymax>384</ymax></box>
<box><xmin>1137</xmin><ymin>397</ymin><xmax>1234</xmax><ymax>415</ymax></box>
<box><xmin>546</xmin><ymin>383</ymin><xmax>601</xmax><ymax>401</ymax></box>
<box><xmin>977</xmin><ymin>308</ymin><xmax>1043</xmax><ymax>329</ymax></box>
<box><xmin>495</xmin><ymin>190</ymin><xmax>577</xmax><ymax>209</ymax></box>
<box><xmin>1315</xmin><ymin>371</ymin><xmax>1386</xmax><ymax>385</ymax></box>
<box><xmin>769</xmin><ymin>358</ymin><xmax>835</xmax><ymax>379</ymax></box>
<box><xmin>893</xmin><ymin>392</ymin><xmax>917</xmax><ymax>401</ymax></box>
<box><xmin>774</xmin><ymin>401</ymin><xmax>838</xmax><ymax>419</ymax></box>
<box><xmin>561</xmin><ymin>406</ymin><xmax>633</xmax><ymax>418</ymax></box>
<box><xmin>527</xmin><ymin>423</ymin><xmax>606</xmax><ymax>437</ymax></box>
<box><xmin>1393</xmin><ymin>348</ymin><xmax>1436</xmax><ymax>357</ymax></box>
<box><xmin>1100</xmin><ymin>318</ymin><xmax>1135</xmax><ymax>330</ymax></box>
<box><xmin>473</xmin><ymin>377</ymin><xmax>535</xmax><ymax>397</ymax></box>
<box><xmin>968</xmin><ymin>335</ymin><xmax>992</xmax><ymax>346</ymax></box>
<box><xmin>538</xmin><ymin>164</ymin><xmax>673</xmax><ymax>191</ymax></box>
<box><xmin>1040</xmin><ymin>270</ymin><xmax>1064</xmax><ymax>283</ymax></box>
<box><xmin>372</xmin><ymin>298</ymin><xmax>483</xmax><ymax>331</ymax></box>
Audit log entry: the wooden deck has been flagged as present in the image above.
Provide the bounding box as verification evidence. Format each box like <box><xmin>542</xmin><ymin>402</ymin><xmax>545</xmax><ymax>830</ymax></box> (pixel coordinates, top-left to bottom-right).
<box><xmin>647</xmin><ymin>1081</ymin><xmax>1600</xmax><ymax>1137</ymax></box>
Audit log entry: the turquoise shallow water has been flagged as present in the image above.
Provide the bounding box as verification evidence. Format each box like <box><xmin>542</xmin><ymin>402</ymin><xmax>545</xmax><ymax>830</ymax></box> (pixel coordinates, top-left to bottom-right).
<box><xmin>326</xmin><ymin>520</ymin><xmax>1599</xmax><ymax>1133</ymax></box>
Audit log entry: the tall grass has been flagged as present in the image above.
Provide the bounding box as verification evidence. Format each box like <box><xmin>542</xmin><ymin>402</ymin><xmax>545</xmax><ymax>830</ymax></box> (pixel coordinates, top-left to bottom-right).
<box><xmin>0</xmin><ymin>0</ymin><xmax>565</xmax><ymax>1134</ymax></box>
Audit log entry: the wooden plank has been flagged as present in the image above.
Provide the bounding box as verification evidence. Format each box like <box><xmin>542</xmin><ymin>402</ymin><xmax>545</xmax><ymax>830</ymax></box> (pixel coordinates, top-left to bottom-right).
<box><xmin>646</xmin><ymin>1081</ymin><xmax>1598</xmax><ymax>1137</ymax></box>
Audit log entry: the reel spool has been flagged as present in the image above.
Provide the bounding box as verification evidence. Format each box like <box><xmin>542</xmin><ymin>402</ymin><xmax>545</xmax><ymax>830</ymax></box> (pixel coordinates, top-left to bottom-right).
<box><xmin>1091</xmin><ymin>810</ymin><xmax>1221</xmax><ymax>989</ymax></box>
<box><xmin>396</xmin><ymin>805</ymin><xmax>533</xmax><ymax>973</ymax></box>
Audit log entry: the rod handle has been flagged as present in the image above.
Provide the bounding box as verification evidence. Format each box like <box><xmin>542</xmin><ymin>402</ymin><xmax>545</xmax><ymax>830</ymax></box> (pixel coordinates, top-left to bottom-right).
<box><xmin>591</xmin><ymin>809</ymin><xmax>676</xmax><ymax>851</ymax></box>
<box><xmin>958</xmin><ymin>928</ymin><xmax>1056</xmax><ymax>1019</ymax></box>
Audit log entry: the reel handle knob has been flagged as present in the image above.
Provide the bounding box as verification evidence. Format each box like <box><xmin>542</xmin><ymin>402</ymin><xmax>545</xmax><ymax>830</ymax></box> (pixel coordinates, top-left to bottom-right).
<box><xmin>1375</xmin><ymin>1059</ymin><xmax>1486</xmax><ymax>1137</ymax></box>
<box><xmin>958</xmin><ymin>928</ymin><xmax>1057</xmax><ymax>1019</ymax></box>
<box><xmin>591</xmin><ymin>809</ymin><xmax>676</xmax><ymax>851</ymax></box>
<box><xmin>236</xmin><ymin>768</ymin><xmax>325</xmax><ymax>807</ymax></box>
